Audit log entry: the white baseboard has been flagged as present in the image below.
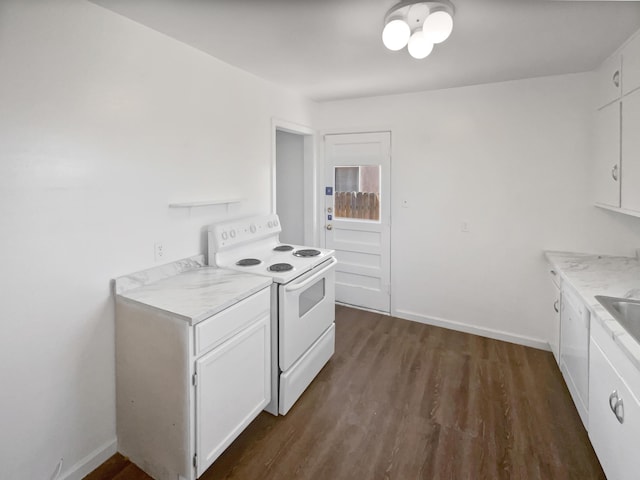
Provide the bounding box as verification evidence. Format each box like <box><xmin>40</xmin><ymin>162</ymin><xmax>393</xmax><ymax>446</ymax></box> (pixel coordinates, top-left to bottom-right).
<box><xmin>393</xmin><ymin>308</ymin><xmax>551</xmax><ymax>351</ymax></box>
<box><xmin>59</xmin><ymin>438</ymin><xmax>117</xmax><ymax>480</ymax></box>
<box><xmin>335</xmin><ymin>301</ymin><xmax>390</xmax><ymax>316</ymax></box>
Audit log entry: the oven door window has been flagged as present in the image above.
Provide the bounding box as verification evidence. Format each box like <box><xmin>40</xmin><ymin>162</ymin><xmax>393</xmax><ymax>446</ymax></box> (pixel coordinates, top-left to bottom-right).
<box><xmin>299</xmin><ymin>278</ymin><xmax>325</xmax><ymax>317</ymax></box>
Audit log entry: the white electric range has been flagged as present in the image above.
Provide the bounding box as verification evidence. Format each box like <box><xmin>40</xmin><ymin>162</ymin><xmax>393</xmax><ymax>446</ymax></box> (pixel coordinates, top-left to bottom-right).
<box><xmin>207</xmin><ymin>214</ymin><xmax>336</xmax><ymax>415</ymax></box>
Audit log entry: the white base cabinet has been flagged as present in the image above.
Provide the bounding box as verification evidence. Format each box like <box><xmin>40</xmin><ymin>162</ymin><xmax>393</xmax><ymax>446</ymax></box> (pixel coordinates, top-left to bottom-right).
<box><xmin>548</xmin><ymin>269</ymin><xmax>561</xmax><ymax>364</ymax></box>
<box><xmin>589</xmin><ymin>319</ymin><xmax>640</xmax><ymax>480</ymax></box>
<box><xmin>559</xmin><ymin>285</ymin><xmax>590</xmax><ymax>428</ymax></box>
<box><xmin>195</xmin><ymin>315</ymin><xmax>270</xmax><ymax>477</ymax></box>
<box><xmin>116</xmin><ymin>287</ymin><xmax>271</xmax><ymax>480</ymax></box>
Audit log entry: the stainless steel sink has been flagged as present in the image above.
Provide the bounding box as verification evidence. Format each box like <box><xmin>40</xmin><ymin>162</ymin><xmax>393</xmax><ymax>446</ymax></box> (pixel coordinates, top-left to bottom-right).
<box><xmin>595</xmin><ymin>295</ymin><xmax>640</xmax><ymax>344</ymax></box>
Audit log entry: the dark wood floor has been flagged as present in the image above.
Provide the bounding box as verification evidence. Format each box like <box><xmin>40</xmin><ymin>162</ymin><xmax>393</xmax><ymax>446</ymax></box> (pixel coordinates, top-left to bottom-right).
<box><xmin>86</xmin><ymin>305</ymin><xmax>604</xmax><ymax>480</ymax></box>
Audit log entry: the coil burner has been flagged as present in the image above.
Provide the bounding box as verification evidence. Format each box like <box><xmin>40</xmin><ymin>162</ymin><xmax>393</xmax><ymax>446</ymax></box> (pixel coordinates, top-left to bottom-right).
<box><xmin>269</xmin><ymin>263</ymin><xmax>294</xmax><ymax>272</ymax></box>
<box><xmin>236</xmin><ymin>258</ymin><xmax>261</xmax><ymax>266</ymax></box>
<box><xmin>293</xmin><ymin>249</ymin><xmax>321</xmax><ymax>257</ymax></box>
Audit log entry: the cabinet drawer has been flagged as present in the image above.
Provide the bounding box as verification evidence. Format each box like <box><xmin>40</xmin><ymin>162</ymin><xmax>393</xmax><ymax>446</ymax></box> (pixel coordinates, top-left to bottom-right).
<box><xmin>589</xmin><ymin>337</ymin><xmax>640</xmax><ymax>480</ymax></box>
<box><xmin>195</xmin><ymin>287</ymin><xmax>270</xmax><ymax>356</ymax></box>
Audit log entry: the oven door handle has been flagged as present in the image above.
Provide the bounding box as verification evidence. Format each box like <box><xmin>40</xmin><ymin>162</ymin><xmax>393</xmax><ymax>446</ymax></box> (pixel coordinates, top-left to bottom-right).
<box><xmin>284</xmin><ymin>256</ymin><xmax>337</xmax><ymax>292</ymax></box>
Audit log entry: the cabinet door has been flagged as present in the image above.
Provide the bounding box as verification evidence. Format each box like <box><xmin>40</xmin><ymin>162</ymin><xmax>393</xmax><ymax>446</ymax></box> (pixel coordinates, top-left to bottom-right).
<box><xmin>621</xmin><ymin>88</ymin><xmax>640</xmax><ymax>212</ymax></box>
<box><xmin>595</xmin><ymin>54</ymin><xmax>622</xmax><ymax>108</ymax></box>
<box><xmin>559</xmin><ymin>288</ymin><xmax>589</xmax><ymax>427</ymax></box>
<box><xmin>623</xmin><ymin>34</ymin><xmax>640</xmax><ymax>95</ymax></box>
<box><xmin>594</xmin><ymin>101</ymin><xmax>621</xmax><ymax>208</ymax></box>
<box><xmin>548</xmin><ymin>269</ymin><xmax>561</xmax><ymax>365</ymax></box>
<box><xmin>589</xmin><ymin>338</ymin><xmax>640</xmax><ymax>480</ymax></box>
<box><xmin>195</xmin><ymin>314</ymin><xmax>270</xmax><ymax>477</ymax></box>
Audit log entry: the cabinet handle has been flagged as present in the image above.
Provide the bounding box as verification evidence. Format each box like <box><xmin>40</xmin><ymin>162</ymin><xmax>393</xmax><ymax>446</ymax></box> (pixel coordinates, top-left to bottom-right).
<box><xmin>609</xmin><ymin>390</ymin><xmax>625</xmax><ymax>424</ymax></box>
<box><xmin>615</xmin><ymin>399</ymin><xmax>625</xmax><ymax>424</ymax></box>
<box><xmin>613</xmin><ymin>70</ymin><xmax>620</xmax><ymax>88</ymax></box>
<box><xmin>553</xmin><ymin>300</ymin><xmax>559</xmax><ymax>313</ymax></box>
<box><xmin>611</xmin><ymin>164</ymin><xmax>619</xmax><ymax>181</ymax></box>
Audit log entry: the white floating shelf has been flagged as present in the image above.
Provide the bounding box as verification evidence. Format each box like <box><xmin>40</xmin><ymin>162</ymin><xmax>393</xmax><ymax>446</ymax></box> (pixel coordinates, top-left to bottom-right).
<box><xmin>595</xmin><ymin>203</ymin><xmax>640</xmax><ymax>219</ymax></box>
<box><xmin>168</xmin><ymin>198</ymin><xmax>244</xmax><ymax>208</ymax></box>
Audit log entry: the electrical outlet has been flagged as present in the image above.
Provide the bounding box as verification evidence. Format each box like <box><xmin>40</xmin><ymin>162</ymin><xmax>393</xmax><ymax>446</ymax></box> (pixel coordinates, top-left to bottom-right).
<box><xmin>154</xmin><ymin>242</ymin><xmax>164</xmax><ymax>261</ymax></box>
<box><xmin>461</xmin><ymin>221</ymin><xmax>470</xmax><ymax>233</ymax></box>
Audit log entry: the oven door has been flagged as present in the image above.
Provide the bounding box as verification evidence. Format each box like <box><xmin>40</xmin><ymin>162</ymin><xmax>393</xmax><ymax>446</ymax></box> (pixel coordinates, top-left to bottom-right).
<box><xmin>278</xmin><ymin>257</ymin><xmax>337</xmax><ymax>371</ymax></box>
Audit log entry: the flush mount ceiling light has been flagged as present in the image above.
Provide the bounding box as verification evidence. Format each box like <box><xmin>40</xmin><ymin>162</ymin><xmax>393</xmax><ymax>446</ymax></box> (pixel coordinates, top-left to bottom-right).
<box><xmin>382</xmin><ymin>0</ymin><xmax>455</xmax><ymax>59</ymax></box>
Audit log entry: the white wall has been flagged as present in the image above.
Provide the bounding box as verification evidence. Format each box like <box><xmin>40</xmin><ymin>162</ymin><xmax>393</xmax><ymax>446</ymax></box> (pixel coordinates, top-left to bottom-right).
<box><xmin>276</xmin><ymin>130</ymin><xmax>305</xmax><ymax>244</ymax></box>
<box><xmin>316</xmin><ymin>73</ymin><xmax>640</xmax><ymax>347</ymax></box>
<box><xmin>0</xmin><ymin>1</ymin><xmax>315</xmax><ymax>478</ymax></box>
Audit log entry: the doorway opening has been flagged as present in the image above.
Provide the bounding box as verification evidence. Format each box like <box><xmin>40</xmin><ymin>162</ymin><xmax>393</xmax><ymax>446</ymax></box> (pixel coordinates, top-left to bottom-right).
<box><xmin>272</xmin><ymin>119</ymin><xmax>317</xmax><ymax>246</ymax></box>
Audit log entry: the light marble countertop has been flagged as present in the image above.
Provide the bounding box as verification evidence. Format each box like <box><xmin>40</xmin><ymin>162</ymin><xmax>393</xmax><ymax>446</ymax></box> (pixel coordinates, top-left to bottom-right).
<box><xmin>544</xmin><ymin>250</ymin><xmax>640</xmax><ymax>370</ymax></box>
<box><xmin>114</xmin><ymin>255</ymin><xmax>272</xmax><ymax>325</ymax></box>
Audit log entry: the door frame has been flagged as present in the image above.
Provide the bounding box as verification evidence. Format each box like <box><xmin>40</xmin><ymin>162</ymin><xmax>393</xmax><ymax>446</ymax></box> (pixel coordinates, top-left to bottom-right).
<box><xmin>271</xmin><ymin>118</ymin><xmax>317</xmax><ymax>246</ymax></box>
<box><xmin>319</xmin><ymin>126</ymin><xmax>394</xmax><ymax>314</ymax></box>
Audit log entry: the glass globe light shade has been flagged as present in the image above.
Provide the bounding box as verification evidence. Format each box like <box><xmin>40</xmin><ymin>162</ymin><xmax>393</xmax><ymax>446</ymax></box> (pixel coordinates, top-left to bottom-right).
<box><xmin>407</xmin><ymin>30</ymin><xmax>434</xmax><ymax>59</ymax></box>
<box><xmin>423</xmin><ymin>10</ymin><xmax>453</xmax><ymax>44</ymax></box>
<box><xmin>382</xmin><ymin>18</ymin><xmax>410</xmax><ymax>51</ymax></box>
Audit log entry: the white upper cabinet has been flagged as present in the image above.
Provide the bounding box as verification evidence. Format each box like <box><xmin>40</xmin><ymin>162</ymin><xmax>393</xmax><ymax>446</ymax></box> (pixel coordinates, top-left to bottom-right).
<box><xmin>595</xmin><ymin>54</ymin><xmax>622</xmax><ymax>109</ymax></box>
<box><xmin>621</xmin><ymin>88</ymin><xmax>640</xmax><ymax>213</ymax></box>
<box><xmin>623</xmin><ymin>33</ymin><xmax>640</xmax><ymax>95</ymax></box>
<box><xmin>594</xmin><ymin>101</ymin><xmax>621</xmax><ymax>208</ymax></box>
<box><xmin>593</xmin><ymin>29</ymin><xmax>640</xmax><ymax>216</ymax></box>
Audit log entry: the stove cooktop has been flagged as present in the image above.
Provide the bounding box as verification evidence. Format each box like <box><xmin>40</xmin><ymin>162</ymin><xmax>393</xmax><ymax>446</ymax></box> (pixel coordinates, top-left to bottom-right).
<box><xmin>207</xmin><ymin>214</ymin><xmax>335</xmax><ymax>283</ymax></box>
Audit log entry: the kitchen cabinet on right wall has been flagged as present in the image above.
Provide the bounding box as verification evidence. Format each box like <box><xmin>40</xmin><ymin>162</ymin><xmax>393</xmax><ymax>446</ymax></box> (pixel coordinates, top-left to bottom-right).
<box><xmin>589</xmin><ymin>315</ymin><xmax>640</xmax><ymax>480</ymax></box>
<box><xmin>621</xmin><ymin>89</ymin><xmax>640</xmax><ymax>212</ymax></box>
<box><xmin>593</xmin><ymin>30</ymin><xmax>640</xmax><ymax>216</ymax></box>
<box><xmin>594</xmin><ymin>101</ymin><xmax>620</xmax><ymax>208</ymax></box>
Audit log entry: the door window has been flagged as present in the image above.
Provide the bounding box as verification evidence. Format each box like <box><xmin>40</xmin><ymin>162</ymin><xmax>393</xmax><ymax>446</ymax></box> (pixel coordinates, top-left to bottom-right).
<box><xmin>334</xmin><ymin>166</ymin><xmax>381</xmax><ymax>220</ymax></box>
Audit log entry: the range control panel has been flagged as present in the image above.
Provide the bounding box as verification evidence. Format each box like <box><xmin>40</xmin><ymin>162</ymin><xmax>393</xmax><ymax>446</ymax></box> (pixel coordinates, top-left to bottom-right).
<box><xmin>208</xmin><ymin>214</ymin><xmax>281</xmax><ymax>251</ymax></box>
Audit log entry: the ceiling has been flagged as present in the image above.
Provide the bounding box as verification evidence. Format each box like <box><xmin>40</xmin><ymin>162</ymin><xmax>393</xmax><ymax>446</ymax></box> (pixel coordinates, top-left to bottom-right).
<box><xmin>90</xmin><ymin>0</ymin><xmax>640</xmax><ymax>102</ymax></box>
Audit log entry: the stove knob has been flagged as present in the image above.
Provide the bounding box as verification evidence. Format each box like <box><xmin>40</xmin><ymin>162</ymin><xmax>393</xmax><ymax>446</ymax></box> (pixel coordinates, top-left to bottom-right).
<box><xmin>230</xmin><ymin>229</ymin><xmax>236</xmax><ymax>238</ymax></box>
<box><xmin>273</xmin><ymin>218</ymin><xmax>279</xmax><ymax>226</ymax></box>
<box><xmin>267</xmin><ymin>221</ymin><xmax>273</xmax><ymax>228</ymax></box>
<box><xmin>221</xmin><ymin>231</ymin><xmax>228</xmax><ymax>240</ymax></box>
<box><xmin>250</xmin><ymin>224</ymin><xmax>257</xmax><ymax>233</ymax></box>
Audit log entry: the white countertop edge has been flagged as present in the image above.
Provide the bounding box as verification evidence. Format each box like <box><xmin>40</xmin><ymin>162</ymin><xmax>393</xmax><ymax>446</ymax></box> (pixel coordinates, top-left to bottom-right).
<box><xmin>116</xmin><ymin>280</ymin><xmax>271</xmax><ymax>326</ymax></box>
<box><xmin>544</xmin><ymin>250</ymin><xmax>640</xmax><ymax>372</ymax></box>
<box><xmin>114</xmin><ymin>256</ymin><xmax>273</xmax><ymax>325</ymax></box>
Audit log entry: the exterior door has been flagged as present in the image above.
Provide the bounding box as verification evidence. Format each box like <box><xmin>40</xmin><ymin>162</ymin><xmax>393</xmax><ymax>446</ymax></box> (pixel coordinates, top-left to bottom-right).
<box><xmin>324</xmin><ymin>132</ymin><xmax>391</xmax><ymax>313</ymax></box>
